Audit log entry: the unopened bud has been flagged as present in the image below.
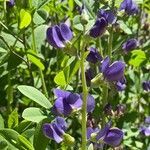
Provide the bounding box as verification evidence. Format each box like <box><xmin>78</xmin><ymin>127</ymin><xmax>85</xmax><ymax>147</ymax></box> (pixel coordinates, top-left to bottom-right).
<box><xmin>63</xmin><ymin>133</ymin><xmax>75</xmax><ymax>146</ymax></box>
<box><xmin>80</xmin><ymin>9</ymin><xmax>89</xmax><ymax>25</ymax></box>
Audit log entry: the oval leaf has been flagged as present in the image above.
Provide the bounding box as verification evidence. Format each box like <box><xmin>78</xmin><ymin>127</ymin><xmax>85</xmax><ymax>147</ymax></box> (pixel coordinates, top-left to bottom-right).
<box><xmin>18</xmin><ymin>85</ymin><xmax>51</xmax><ymax>109</ymax></box>
<box><xmin>22</xmin><ymin>107</ymin><xmax>47</xmax><ymax>123</ymax></box>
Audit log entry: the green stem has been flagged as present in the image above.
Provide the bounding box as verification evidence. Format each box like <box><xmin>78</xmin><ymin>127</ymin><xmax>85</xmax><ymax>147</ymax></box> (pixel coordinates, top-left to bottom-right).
<box><xmin>31</xmin><ymin>20</ymin><xmax>48</xmax><ymax>98</ymax></box>
<box><xmin>101</xmin><ymin>84</ymin><xmax>108</xmax><ymax>127</ymax></box>
<box><xmin>81</xmin><ymin>41</ymin><xmax>88</xmax><ymax>150</ymax></box>
<box><xmin>108</xmin><ymin>0</ymin><xmax>115</xmax><ymax>58</ymax></box>
<box><xmin>7</xmin><ymin>72</ymin><xmax>13</xmax><ymax>114</ymax></box>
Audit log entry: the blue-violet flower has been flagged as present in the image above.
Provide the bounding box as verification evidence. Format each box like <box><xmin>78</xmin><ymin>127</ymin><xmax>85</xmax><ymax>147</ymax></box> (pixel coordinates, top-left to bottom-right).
<box><xmin>52</xmin><ymin>89</ymin><xmax>82</xmax><ymax>116</ymax></box>
<box><xmin>120</xmin><ymin>0</ymin><xmax>138</xmax><ymax>15</ymax></box>
<box><xmin>101</xmin><ymin>56</ymin><xmax>125</xmax><ymax>82</ymax></box>
<box><xmin>122</xmin><ymin>38</ymin><xmax>138</xmax><ymax>53</ymax></box>
<box><xmin>43</xmin><ymin>117</ymin><xmax>67</xmax><ymax>143</ymax></box>
<box><xmin>46</xmin><ymin>23</ymin><xmax>73</xmax><ymax>48</ymax></box>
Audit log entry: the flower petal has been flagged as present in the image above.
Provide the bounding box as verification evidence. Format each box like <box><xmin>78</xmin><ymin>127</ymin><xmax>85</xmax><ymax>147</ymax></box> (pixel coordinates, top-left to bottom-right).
<box><xmin>105</xmin><ymin>61</ymin><xmax>125</xmax><ymax>81</ymax></box>
<box><xmin>52</xmin><ymin>97</ymin><xmax>72</xmax><ymax>116</ymax></box>
<box><xmin>89</xmin><ymin>17</ymin><xmax>107</xmax><ymax>38</ymax></box>
<box><xmin>67</xmin><ymin>93</ymin><xmax>83</xmax><ymax>110</ymax></box>
<box><xmin>46</xmin><ymin>26</ymin><xmax>65</xmax><ymax>48</ymax></box>
<box><xmin>96</xmin><ymin>122</ymin><xmax>111</xmax><ymax>141</ymax></box>
<box><xmin>101</xmin><ymin>56</ymin><xmax>110</xmax><ymax>73</ymax></box>
<box><xmin>104</xmin><ymin>128</ymin><xmax>123</xmax><ymax>147</ymax></box>
<box><xmin>53</xmin><ymin>89</ymin><xmax>71</xmax><ymax>99</ymax></box>
<box><xmin>43</xmin><ymin>123</ymin><xmax>63</xmax><ymax>143</ymax></box>
<box><xmin>87</xmin><ymin>95</ymin><xmax>95</xmax><ymax>113</ymax></box>
<box><xmin>60</xmin><ymin>23</ymin><xmax>73</xmax><ymax>41</ymax></box>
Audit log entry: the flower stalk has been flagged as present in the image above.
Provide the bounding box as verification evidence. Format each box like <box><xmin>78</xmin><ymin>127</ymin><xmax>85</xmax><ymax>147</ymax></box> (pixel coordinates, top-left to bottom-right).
<box><xmin>81</xmin><ymin>39</ymin><xmax>88</xmax><ymax>150</ymax></box>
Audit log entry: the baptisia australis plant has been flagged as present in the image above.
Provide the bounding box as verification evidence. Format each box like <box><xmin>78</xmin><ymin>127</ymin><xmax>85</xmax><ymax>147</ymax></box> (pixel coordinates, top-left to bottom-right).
<box><xmin>46</xmin><ymin>23</ymin><xmax>73</xmax><ymax>48</ymax></box>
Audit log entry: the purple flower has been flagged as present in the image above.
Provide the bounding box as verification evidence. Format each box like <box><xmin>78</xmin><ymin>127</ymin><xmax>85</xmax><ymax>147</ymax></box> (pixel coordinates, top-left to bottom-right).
<box><xmin>43</xmin><ymin>117</ymin><xmax>67</xmax><ymax>143</ymax></box>
<box><xmin>52</xmin><ymin>89</ymin><xmax>82</xmax><ymax>116</ymax></box>
<box><xmin>101</xmin><ymin>57</ymin><xmax>125</xmax><ymax>81</ymax></box>
<box><xmin>142</xmin><ymin>81</ymin><xmax>150</xmax><ymax>91</ymax></box>
<box><xmin>122</xmin><ymin>39</ymin><xmax>138</xmax><ymax>53</ymax></box>
<box><xmin>87</xmin><ymin>127</ymin><xmax>99</xmax><ymax>140</ymax></box>
<box><xmin>46</xmin><ymin>23</ymin><xmax>73</xmax><ymax>48</ymax></box>
<box><xmin>86</xmin><ymin>47</ymin><xmax>102</xmax><ymax>63</ymax></box>
<box><xmin>7</xmin><ymin>0</ymin><xmax>15</xmax><ymax>7</ymax></box>
<box><xmin>116</xmin><ymin>77</ymin><xmax>126</xmax><ymax>91</ymax></box>
<box><xmin>145</xmin><ymin>116</ymin><xmax>150</xmax><ymax>124</ymax></box>
<box><xmin>85</xmin><ymin>68</ymin><xmax>95</xmax><ymax>86</ymax></box>
<box><xmin>97</xmin><ymin>9</ymin><xmax>116</xmax><ymax>24</ymax></box>
<box><xmin>140</xmin><ymin>126</ymin><xmax>150</xmax><ymax>136</ymax></box>
<box><xmin>89</xmin><ymin>17</ymin><xmax>108</xmax><ymax>38</ymax></box>
<box><xmin>96</xmin><ymin>122</ymin><xmax>123</xmax><ymax>147</ymax></box>
<box><xmin>120</xmin><ymin>0</ymin><xmax>138</xmax><ymax>15</ymax></box>
<box><xmin>80</xmin><ymin>94</ymin><xmax>95</xmax><ymax>113</ymax></box>
<box><xmin>87</xmin><ymin>95</ymin><xmax>95</xmax><ymax>113</ymax></box>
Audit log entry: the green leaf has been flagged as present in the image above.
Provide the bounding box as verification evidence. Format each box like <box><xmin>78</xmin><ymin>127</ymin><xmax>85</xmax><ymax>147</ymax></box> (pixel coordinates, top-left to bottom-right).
<box><xmin>18</xmin><ymin>85</ymin><xmax>51</xmax><ymax>109</ymax></box>
<box><xmin>27</xmin><ymin>50</ymin><xmax>45</xmax><ymax>70</ymax></box>
<box><xmin>18</xmin><ymin>135</ymin><xmax>34</xmax><ymax>150</ymax></box>
<box><xmin>0</xmin><ymin>140</ymin><xmax>8</xmax><ymax>150</ymax></box>
<box><xmin>22</xmin><ymin>107</ymin><xmax>47</xmax><ymax>123</ymax></box>
<box><xmin>19</xmin><ymin>9</ymin><xmax>31</xmax><ymax>29</ymax></box>
<box><xmin>54</xmin><ymin>70</ymin><xmax>67</xmax><ymax>86</ymax></box>
<box><xmin>0</xmin><ymin>114</ymin><xmax>4</xmax><ymax>128</ymax></box>
<box><xmin>8</xmin><ymin>109</ymin><xmax>18</xmax><ymax>129</ymax></box>
<box><xmin>69</xmin><ymin>59</ymin><xmax>80</xmax><ymax>81</ymax></box>
<box><xmin>33</xmin><ymin>118</ymin><xmax>50</xmax><ymax>150</ymax></box>
<box><xmin>7</xmin><ymin>51</ymin><xmax>22</xmax><ymax>71</ymax></box>
<box><xmin>118</xmin><ymin>20</ymin><xmax>132</xmax><ymax>34</ymax></box>
<box><xmin>129</xmin><ymin>50</ymin><xmax>146</xmax><ymax>67</ymax></box>
<box><xmin>0</xmin><ymin>128</ymin><xmax>33</xmax><ymax>150</ymax></box>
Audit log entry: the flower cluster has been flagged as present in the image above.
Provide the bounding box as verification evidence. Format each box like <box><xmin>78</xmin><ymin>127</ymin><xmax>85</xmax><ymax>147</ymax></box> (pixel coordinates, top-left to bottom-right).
<box><xmin>46</xmin><ymin>23</ymin><xmax>73</xmax><ymax>48</ymax></box>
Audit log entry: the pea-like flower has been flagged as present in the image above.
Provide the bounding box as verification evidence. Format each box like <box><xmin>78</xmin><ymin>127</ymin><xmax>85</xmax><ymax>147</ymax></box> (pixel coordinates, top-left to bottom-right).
<box><xmin>101</xmin><ymin>57</ymin><xmax>125</xmax><ymax>82</ymax></box>
<box><xmin>43</xmin><ymin>117</ymin><xmax>67</xmax><ymax>143</ymax></box>
<box><xmin>96</xmin><ymin>122</ymin><xmax>124</xmax><ymax>147</ymax></box>
<box><xmin>140</xmin><ymin>126</ymin><xmax>150</xmax><ymax>137</ymax></box>
<box><xmin>89</xmin><ymin>17</ymin><xmax>108</xmax><ymax>38</ymax></box>
<box><xmin>86</xmin><ymin>47</ymin><xmax>102</xmax><ymax>63</ymax></box>
<box><xmin>116</xmin><ymin>77</ymin><xmax>126</xmax><ymax>91</ymax></box>
<box><xmin>97</xmin><ymin>9</ymin><xmax>116</xmax><ymax>24</ymax></box>
<box><xmin>46</xmin><ymin>23</ymin><xmax>73</xmax><ymax>48</ymax></box>
<box><xmin>52</xmin><ymin>89</ymin><xmax>82</xmax><ymax>116</ymax></box>
<box><xmin>142</xmin><ymin>81</ymin><xmax>150</xmax><ymax>91</ymax></box>
<box><xmin>120</xmin><ymin>0</ymin><xmax>138</xmax><ymax>15</ymax></box>
<box><xmin>122</xmin><ymin>39</ymin><xmax>138</xmax><ymax>53</ymax></box>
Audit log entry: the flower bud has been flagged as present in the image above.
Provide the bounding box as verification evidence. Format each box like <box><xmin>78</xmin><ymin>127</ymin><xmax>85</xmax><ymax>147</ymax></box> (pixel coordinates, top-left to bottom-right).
<box><xmin>63</xmin><ymin>133</ymin><xmax>75</xmax><ymax>145</ymax></box>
